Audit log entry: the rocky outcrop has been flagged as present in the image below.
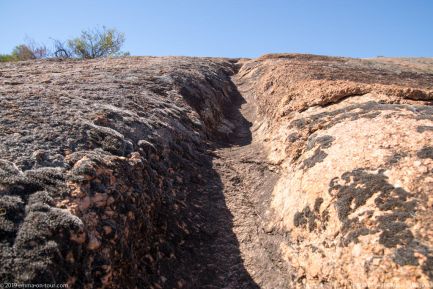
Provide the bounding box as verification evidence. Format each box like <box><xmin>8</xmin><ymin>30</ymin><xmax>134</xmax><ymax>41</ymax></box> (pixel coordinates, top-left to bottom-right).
<box><xmin>236</xmin><ymin>54</ymin><xmax>433</xmax><ymax>288</ymax></box>
<box><xmin>1</xmin><ymin>54</ymin><xmax>432</xmax><ymax>289</ymax></box>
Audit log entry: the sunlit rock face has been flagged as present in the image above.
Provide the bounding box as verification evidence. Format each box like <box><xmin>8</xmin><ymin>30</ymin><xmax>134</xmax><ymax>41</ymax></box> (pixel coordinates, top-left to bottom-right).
<box><xmin>236</xmin><ymin>54</ymin><xmax>433</xmax><ymax>288</ymax></box>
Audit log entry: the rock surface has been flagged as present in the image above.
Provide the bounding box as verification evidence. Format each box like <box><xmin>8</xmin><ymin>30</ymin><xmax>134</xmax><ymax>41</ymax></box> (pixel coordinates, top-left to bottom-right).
<box><xmin>0</xmin><ymin>57</ymin><xmax>254</xmax><ymax>288</ymax></box>
<box><xmin>0</xmin><ymin>54</ymin><xmax>432</xmax><ymax>289</ymax></box>
<box><xmin>236</xmin><ymin>54</ymin><xmax>433</xmax><ymax>288</ymax></box>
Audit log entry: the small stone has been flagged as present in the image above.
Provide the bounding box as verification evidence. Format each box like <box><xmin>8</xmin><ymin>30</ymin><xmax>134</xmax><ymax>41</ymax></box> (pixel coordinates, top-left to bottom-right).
<box><xmin>87</xmin><ymin>235</ymin><xmax>101</xmax><ymax>250</ymax></box>
<box><xmin>92</xmin><ymin>193</ymin><xmax>108</xmax><ymax>207</ymax></box>
<box><xmin>103</xmin><ymin>226</ymin><xmax>113</xmax><ymax>234</ymax></box>
<box><xmin>264</xmin><ymin>223</ymin><xmax>274</xmax><ymax>234</ymax></box>
<box><xmin>32</xmin><ymin>149</ymin><xmax>48</xmax><ymax>162</ymax></box>
<box><xmin>70</xmin><ymin>231</ymin><xmax>86</xmax><ymax>244</ymax></box>
<box><xmin>66</xmin><ymin>251</ymin><xmax>75</xmax><ymax>263</ymax></box>
<box><xmin>107</xmin><ymin>196</ymin><xmax>115</xmax><ymax>205</ymax></box>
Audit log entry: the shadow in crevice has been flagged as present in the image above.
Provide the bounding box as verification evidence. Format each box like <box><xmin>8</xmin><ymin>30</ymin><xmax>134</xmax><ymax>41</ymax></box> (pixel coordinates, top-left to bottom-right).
<box><xmin>224</xmin><ymin>90</ymin><xmax>253</xmax><ymax>147</ymax></box>
<box><xmin>214</xmin><ymin>78</ymin><xmax>253</xmax><ymax>148</ymax></box>
<box><xmin>156</xmin><ymin>69</ymin><xmax>259</xmax><ymax>289</ymax></box>
<box><xmin>166</xmin><ymin>154</ymin><xmax>260</xmax><ymax>288</ymax></box>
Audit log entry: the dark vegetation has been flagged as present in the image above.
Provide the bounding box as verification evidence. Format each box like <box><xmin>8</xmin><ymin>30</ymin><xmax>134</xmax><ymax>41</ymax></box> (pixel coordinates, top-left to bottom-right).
<box><xmin>0</xmin><ymin>26</ymin><xmax>128</xmax><ymax>62</ymax></box>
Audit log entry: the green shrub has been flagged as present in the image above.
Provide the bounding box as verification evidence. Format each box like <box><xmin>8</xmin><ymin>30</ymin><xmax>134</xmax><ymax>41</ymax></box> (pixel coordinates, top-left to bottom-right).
<box><xmin>0</xmin><ymin>54</ymin><xmax>16</xmax><ymax>62</ymax></box>
<box><xmin>62</xmin><ymin>26</ymin><xmax>127</xmax><ymax>59</ymax></box>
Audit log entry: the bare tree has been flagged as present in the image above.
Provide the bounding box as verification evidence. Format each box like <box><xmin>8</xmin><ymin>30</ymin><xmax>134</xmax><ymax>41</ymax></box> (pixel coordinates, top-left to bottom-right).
<box><xmin>25</xmin><ymin>38</ymin><xmax>50</xmax><ymax>58</ymax></box>
<box><xmin>52</xmin><ymin>39</ymin><xmax>73</xmax><ymax>58</ymax></box>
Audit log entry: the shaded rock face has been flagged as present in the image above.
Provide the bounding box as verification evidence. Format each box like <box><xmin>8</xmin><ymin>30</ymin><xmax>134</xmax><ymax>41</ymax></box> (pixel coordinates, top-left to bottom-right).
<box><xmin>0</xmin><ymin>57</ymin><xmax>245</xmax><ymax>288</ymax></box>
<box><xmin>236</xmin><ymin>54</ymin><xmax>433</xmax><ymax>288</ymax></box>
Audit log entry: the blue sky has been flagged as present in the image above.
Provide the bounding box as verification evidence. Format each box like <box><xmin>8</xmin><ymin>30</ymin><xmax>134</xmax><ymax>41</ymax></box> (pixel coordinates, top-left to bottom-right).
<box><xmin>1</xmin><ymin>0</ymin><xmax>432</xmax><ymax>58</ymax></box>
